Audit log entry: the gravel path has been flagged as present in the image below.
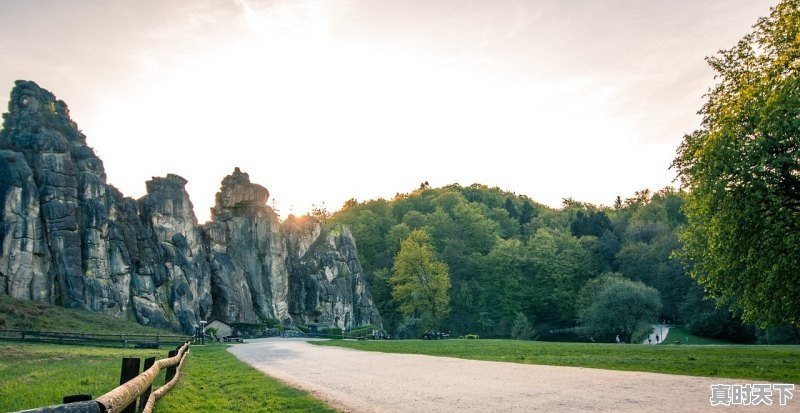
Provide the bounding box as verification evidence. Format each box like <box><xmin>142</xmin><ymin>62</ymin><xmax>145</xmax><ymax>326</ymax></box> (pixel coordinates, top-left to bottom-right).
<box><xmin>229</xmin><ymin>338</ymin><xmax>794</xmax><ymax>413</ymax></box>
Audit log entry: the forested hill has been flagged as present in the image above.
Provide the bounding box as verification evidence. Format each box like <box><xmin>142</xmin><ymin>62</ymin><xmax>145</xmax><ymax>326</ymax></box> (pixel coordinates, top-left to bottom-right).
<box><xmin>330</xmin><ymin>183</ymin><xmax>767</xmax><ymax>342</ymax></box>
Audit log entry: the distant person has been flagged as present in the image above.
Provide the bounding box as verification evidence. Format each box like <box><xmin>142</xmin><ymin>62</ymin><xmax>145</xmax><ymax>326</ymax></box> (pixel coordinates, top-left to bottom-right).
<box><xmin>648</xmin><ymin>338</ymin><xmax>652</xmax><ymax>345</ymax></box>
<box><xmin>590</xmin><ymin>336</ymin><xmax>595</xmax><ymax>343</ymax></box>
<box><xmin>616</xmin><ymin>335</ymin><xmax>621</xmax><ymax>344</ymax></box>
<box><xmin>656</xmin><ymin>334</ymin><xmax>659</xmax><ymax>343</ymax></box>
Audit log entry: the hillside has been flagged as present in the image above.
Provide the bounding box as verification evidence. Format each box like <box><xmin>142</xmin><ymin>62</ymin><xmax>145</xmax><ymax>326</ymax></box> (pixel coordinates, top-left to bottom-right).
<box><xmin>0</xmin><ymin>294</ymin><xmax>178</xmax><ymax>335</ymax></box>
<box><xmin>331</xmin><ymin>183</ymin><xmax>796</xmax><ymax>343</ymax></box>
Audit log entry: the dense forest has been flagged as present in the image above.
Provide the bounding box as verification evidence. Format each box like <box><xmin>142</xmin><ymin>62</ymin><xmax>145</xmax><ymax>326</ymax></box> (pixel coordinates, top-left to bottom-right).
<box><xmin>329</xmin><ymin>184</ymin><xmax>798</xmax><ymax>344</ymax></box>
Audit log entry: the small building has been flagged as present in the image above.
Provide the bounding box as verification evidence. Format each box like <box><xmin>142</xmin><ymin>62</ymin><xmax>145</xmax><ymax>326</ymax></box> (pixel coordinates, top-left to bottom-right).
<box><xmin>206</xmin><ymin>319</ymin><xmax>232</xmax><ymax>339</ymax></box>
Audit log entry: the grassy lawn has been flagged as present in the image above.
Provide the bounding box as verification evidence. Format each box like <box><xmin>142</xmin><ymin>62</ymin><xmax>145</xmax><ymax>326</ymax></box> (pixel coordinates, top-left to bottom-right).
<box><xmin>661</xmin><ymin>325</ymin><xmax>731</xmax><ymax>345</ymax></box>
<box><xmin>156</xmin><ymin>344</ymin><xmax>338</xmax><ymax>413</ymax></box>
<box><xmin>0</xmin><ymin>342</ymin><xmax>167</xmax><ymax>411</ymax></box>
<box><xmin>0</xmin><ymin>342</ymin><xmax>338</xmax><ymax>413</ymax></box>
<box><xmin>315</xmin><ymin>339</ymin><xmax>800</xmax><ymax>383</ymax></box>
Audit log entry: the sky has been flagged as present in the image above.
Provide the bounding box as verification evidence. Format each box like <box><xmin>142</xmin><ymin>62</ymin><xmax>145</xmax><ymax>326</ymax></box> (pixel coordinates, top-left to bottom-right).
<box><xmin>0</xmin><ymin>0</ymin><xmax>777</xmax><ymax>222</ymax></box>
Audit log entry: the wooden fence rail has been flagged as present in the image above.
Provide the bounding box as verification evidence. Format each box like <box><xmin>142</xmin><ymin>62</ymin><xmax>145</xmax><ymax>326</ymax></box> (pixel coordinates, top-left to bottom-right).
<box><xmin>0</xmin><ymin>329</ymin><xmax>192</xmax><ymax>348</ymax></box>
<box><xmin>13</xmin><ymin>342</ymin><xmax>191</xmax><ymax>413</ymax></box>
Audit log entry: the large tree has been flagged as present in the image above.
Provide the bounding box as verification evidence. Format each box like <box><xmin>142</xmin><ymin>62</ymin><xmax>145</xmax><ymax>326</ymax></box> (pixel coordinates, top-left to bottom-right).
<box><xmin>579</xmin><ymin>277</ymin><xmax>662</xmax><ymax>343</ymax></box>
<box><xmin>673</xmin><ymin>0</ymin><xmax>800</xmax><ymax>326</ymax></box>
<box><xmin>391</xmin><ymin>229</ymin><xmax>451</xmax><ymax>331</ymax></box>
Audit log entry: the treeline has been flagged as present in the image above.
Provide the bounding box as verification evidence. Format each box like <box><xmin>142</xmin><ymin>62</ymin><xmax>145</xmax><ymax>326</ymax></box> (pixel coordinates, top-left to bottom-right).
<box><xmin>331</xmin><ymin>183</ymin><xmax>798</xmax><ymax>343</ymax></box>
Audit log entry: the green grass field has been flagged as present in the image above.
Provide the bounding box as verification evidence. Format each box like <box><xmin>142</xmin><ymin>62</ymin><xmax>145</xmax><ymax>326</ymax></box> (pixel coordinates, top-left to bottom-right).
<box><xmin>0</xmin><ymin>295</ymin><xmax>336</xmax><ymax>412</ymax></box>
<box><xmin>315</xmin><ymin>339</ymin><xmax>800</xmax><ymax>383</ymax></box>
<box><xmin>661</xmin><ymin>325</ymin><xmax>731</xmax><ymax>345</ymax></box>
<box><xmin>156</xmin><ymin>344</ymin><xmax>337</xmax><ymax>413</ymax></box>
<box><xmin>0</xmin><ymin>342</ymin><xmax>338</xmax><ymax>413</ymax></box>
<box><xmin>0</xmin><ymin>342</ymin><xmax>167</xmax><ymax>411</ymax></box>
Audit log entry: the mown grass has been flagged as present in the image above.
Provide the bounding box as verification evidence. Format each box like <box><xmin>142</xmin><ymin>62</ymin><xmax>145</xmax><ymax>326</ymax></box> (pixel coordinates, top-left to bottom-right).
<box><xmin>316</xmin><ymin>339</ymin><xmax>800</xmax><ymax>383</ymax></box>
<box><xmin>0</xmin><ymin>342</ymin><xmax>167</xmax><ymax>412</ymax></box>
<box><xmin>662</xmin><ymin>325</ymin><xmax>731</xmax><ymax>345</ymax></box>
<box><xmin>156</xmin><ymin>344</ymin><xmax>338</xmax><ymax>413</ymax></box>
<box><xmin>0</xmin><ymin>294</ymin><xmax>179</xmax><ymax>335</ymax></box>
<box><xmin>0</xmin><ymin>342</ymin><xmax>338</xmax><ymax>413</ymax></box>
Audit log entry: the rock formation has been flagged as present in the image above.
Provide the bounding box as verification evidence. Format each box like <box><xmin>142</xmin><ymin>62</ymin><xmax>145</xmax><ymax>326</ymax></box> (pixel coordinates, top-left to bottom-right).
<box><xmin>0</xmin><ymin>80</ymin><xmax>380</xmax><ymax>332</ymax></box>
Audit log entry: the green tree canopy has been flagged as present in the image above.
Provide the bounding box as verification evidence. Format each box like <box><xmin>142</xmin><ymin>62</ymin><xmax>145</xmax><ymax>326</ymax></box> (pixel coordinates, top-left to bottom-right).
<box><xmin>579</xmin><ymin>277</ymin><xmax>662</xmax><ymax>343</ymax></box>
<box><xmin>391</xmin><ymin>229</ymin><xmax>451</xmax><ymax>331</ymax></box>
<box><xmin>673</xmin><ymin>0</ymin><xmax>800</xmax><ymax>326</ymax></box>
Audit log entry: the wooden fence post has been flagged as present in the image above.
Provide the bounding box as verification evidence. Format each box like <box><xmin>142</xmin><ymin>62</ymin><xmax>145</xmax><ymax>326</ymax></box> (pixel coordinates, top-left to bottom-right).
<box><xmin>137</xmin><ymin>357</ymin><xmax>156</xmax><ymax>413</ymax></box>
<box><xmin>164</xmin><ymin>350</ymin><xmax>178</xmax><ymax>384</ymax></box>
<box><xmin>119</xmin><ymin>357</ymin><xmax>141</xmax><ymax>413</ymax></box>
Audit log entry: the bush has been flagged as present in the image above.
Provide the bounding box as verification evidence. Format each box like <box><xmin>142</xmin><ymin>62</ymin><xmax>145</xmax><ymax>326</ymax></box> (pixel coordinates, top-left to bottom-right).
<box><xmin>320</xmin><ymin>327</ymin><xmax>342</xmax><ymax>336</ymax></box>
<box><xmin>757</xmin><ymin>325</ymin><xmax>800</xmax><ymax>344</ymax></box>
<box><xmin>510</xmin><ymin>313</ymin><xmax>536</xmax><ymax>340</ymax></box>
<box><xmin>395</xmin><ymin>318</ymin><xmax>423</xmax><ymax>339</ymax></box>
<box><xmin>348</xmin><ymin>324</ymin><xmax>378</xmax><ymax>338</ymax></box>
<box><xmin>464</xmin><ymin>334</ymin><xmax>479</xmax><ymax>339</ymax></box>
<box><xmin>205</xmin><ymin>327</ymin><xmax>219</xmax><ymax>340</ymax></box>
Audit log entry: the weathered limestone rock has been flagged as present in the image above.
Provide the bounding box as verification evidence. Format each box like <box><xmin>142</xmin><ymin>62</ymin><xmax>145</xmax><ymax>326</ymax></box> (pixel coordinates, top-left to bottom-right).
<box><xmin>0</xmin><ymin>150</ymin><xmax>52</xmax><ymax>301</ymax></box>
<box><xmin>0</xmin><ymin>81</ymin><xmax>380</xmax><ymax>333</ymax></box>
<box><xmin>283</xmin><ymin>217</ymin><xmax>380</xmax><ymax>328</ymax></box>
<box><xmin>139</xmin><ymin>174</ymin><xmax>212</xmax><ymax>332</ymax></box>
<box><xmin>205</xmin><ymin>168</ymin><xmax>289</xmax><ymax>323</ymax></box>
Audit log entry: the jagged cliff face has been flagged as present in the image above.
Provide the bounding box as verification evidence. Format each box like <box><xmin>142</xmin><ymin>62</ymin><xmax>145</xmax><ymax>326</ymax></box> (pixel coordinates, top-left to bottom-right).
<box><xmin>283</xmin><ymin>217</ymin><xmax>381</xmax><ymax>328</ymax></box>
<box><xmin>0</xmin><ymin>81</ymin><xmax>380</xmax><ymax>332</ymax></box>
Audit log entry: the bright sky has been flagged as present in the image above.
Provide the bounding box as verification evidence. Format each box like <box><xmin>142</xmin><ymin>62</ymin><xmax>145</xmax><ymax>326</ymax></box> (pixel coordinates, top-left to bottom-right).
<box><xmin>0</xmin><ymin>0</ymin><xmax>776</xmax><ymax>222</ymax></box>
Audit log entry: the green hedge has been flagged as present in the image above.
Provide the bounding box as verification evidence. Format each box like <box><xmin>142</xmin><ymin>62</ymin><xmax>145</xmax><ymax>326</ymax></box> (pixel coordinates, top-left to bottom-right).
<box><xmin>349</xmin><ymin>324</ymin><xmax>378</xmax><ymax>338</ymax></box>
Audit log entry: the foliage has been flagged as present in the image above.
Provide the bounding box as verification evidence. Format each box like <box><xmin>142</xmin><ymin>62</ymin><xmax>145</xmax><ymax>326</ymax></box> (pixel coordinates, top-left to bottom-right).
<box><xmin>672</xmin><ymin>0</ymin><xmax>800</xmax><ymax>327</ymax></box>
<box><xmin>578</xmin><ymin>278</ymin><xmax>662</xmax><ymax>343</ymax></box>
<box><xmin>394</xmin><ymin>317</ymin><xmax>424</xmax><ymax>339</ymax></box>
<box><xmin>205</xmin><ymin>327</ymin><xmax>219</xmax><ymax>339</ymax></box>
<box><xmin>510</xmin><ymin>313</ymin><xmax>536</xmax><ymax>340</ymax></box>
<box><xmin>348</xmin><ymin>324</ymin><xmax>379</xmax><ymax>338</ymax></box>
<box><xmin>757</xmin><ymin>325</ymin><xmax>800</xmax><ymax>344</ymax></box>
<box><xmin>662</xmin><ymin>325</ymin><xmax>735</xmax><ymax>345</ymax></box>
<box><xmin>316</xmin><ymin>339</ymin><xmax>800</xmax><ymax>383</ymax></box>
<box><xmin>320</xmin><ymin>327</ymin><xmax>343</xmax><ymax>336</ymax></box>
<box><xmin>464</xmin><ymin>334</ymin><xmax>480</xmax><ymax>339</ymax></box>
<box><xmin>390</xmin><ymin>230</ymin><xmax>451</xmax><ymax>331</ymax></box>
<box><xmin>331</xmin><ymin>183</ymin><xmax>754</xmax><ymax>343</ymax></box>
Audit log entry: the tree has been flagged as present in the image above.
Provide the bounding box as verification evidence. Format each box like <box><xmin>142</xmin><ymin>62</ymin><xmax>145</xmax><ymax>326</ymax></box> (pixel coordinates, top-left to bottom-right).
<box><xmin>672</xmin><ymin>1</ymin><xmax>800</xmax><ymax>326</ymax></box>
<box><xmin>579</xmin><ymin>277</ymin><xmax>662</xmax><ymax>343</ymax></box>
<box><xmin>391</xmin><ymin>229</ymin><xmax>451</xmax><ymax>331</ymax></box>
<box><xmin>510</xmin><ymin>312</ymin><xmax>536</xmax><ymax>340</ymax></box>
<box><xmin>310</xmin><ymin>202</ymin><xmax>330</xmax><ymax>223</ymax></box>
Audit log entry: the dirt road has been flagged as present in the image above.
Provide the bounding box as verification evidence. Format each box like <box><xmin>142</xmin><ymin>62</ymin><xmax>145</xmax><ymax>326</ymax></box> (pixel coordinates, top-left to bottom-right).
<box><xmin>229</xmin><ymin>338</ymin><xmax>793</xmax><ymax>412</ymax></box>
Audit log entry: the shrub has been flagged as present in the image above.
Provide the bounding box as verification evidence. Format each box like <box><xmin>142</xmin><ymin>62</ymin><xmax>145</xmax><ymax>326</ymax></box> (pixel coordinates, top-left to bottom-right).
<box><xmin>349</xmin><ymin>324</ymin><xmax>378</xmax><ymax>338</ymax></box>
<box><xmin>510</xmin><ymin>313</ymin><xmax>536</xmax><ymax>340</ymax></box>
<box><xmin>320</xmin><ymin>327</ymin><xmax>342</xmax><ymax>336</ymax></box>
<box><xmin>464</xmin><ymin>334</ymin><xmax>479</xmax><ymax>339</ymax></box>
<box><xmin>395</xmin><ymin>318</ymin><xmax>423</xmax><ymax>339</ymax></box>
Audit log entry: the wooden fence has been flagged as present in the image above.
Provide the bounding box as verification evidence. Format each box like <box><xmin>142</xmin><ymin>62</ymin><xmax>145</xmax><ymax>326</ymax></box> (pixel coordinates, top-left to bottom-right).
<box><xmin>13</xmin><ymin>342</ymin><xmax>190</xmax><ymax>413</ymax></box>
<box><xmin>0</xmin><ymin>329</ymin><xmax>192</xmax><ymax>348</ymax></box>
